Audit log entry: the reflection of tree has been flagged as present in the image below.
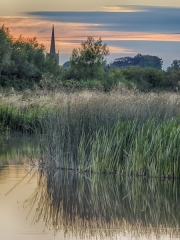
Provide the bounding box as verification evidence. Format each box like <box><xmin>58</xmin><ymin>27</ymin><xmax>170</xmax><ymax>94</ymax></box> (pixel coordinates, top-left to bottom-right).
<box><xmin>23</xmin><ymin>170</ymin><xmax>180</xmax><ymax>239</ymax></box>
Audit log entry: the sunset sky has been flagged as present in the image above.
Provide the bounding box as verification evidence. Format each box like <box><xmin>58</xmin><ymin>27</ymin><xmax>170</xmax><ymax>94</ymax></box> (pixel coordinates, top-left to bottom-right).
<box><xmin>1</xmin><ymin>0</ymin><xmax>180</xmax><ymax>68</ymax></box>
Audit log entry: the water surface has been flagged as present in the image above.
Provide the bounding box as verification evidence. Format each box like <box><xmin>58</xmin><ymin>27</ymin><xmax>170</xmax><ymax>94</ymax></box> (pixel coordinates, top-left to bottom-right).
<box><xmin>0</xmin><ymin>135</ymin><xmax>180</xmax><ymax>240</ymax></box>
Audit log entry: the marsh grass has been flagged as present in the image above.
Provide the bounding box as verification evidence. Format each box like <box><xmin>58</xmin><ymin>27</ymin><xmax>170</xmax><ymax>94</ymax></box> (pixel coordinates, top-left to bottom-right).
<box><xmin>0</xmin><ymin>103</ymin><xmax>46</xmax><ymax>133</ymax></box>
<box><xmin>85</xmin><ymin>119</ymin><xmax>180</xmax><ymax>176</ymax></box>
<box><xmin>0</xmin><ymin>88</ymin><xmax>180</xmax><ymax>176</ymax></box>
<box><xmin>40</xmin><ymin>118</ymin><xmax>180</xmax><ymax>177</ymax></box>
<box><xmin>35</xmin><ymin>89</ymin><xmax>180</xmax><ymax>177</ymax></box>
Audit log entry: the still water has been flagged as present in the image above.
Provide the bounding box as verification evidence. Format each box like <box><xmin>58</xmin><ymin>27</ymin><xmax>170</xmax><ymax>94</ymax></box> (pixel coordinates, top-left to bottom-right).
<box><xmin>0</xmin><ymin>135</ymin><xmax>180</xmax><ymax>240</ymax></box>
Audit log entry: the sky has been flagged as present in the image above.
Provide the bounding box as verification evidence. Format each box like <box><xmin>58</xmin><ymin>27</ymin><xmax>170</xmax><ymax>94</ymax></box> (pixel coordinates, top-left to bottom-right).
<box><xmin>1</xmin><ymin>0</ymin><xmax>180</xmax><ymax>68</ymax></box>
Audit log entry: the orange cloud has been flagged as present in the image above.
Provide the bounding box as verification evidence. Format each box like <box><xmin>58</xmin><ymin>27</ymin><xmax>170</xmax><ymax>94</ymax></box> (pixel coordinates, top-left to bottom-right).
<box><xmin>1</xmin><ymin>16</ymin><xmax>180</xmax><ymax>55</ymax></box>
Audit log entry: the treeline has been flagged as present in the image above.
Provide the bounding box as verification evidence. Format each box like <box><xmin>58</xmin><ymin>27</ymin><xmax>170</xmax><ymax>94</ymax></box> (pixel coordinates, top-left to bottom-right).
<box><xmin>108</xmin><ymin>54</ymin><xmax>163</xmax><ymax>70</ymax></box>
<box><xmin>0</xmin><ymin>25</ymin><xmax>57</xmax><ymax>90</ymax></box>
<box><xmin>60</xmin><ymin>41</ymin><xmax>180</xmax><ymax>91</ymax></box>
<box><xmin>0</xmin><ymin>25</ymin><xmax>180</xmax><ymax>92</ymax></box>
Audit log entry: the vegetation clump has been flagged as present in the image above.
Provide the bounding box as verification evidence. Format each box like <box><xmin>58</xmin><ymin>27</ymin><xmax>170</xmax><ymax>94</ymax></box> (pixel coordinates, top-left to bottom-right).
<box><xmin>35</xmin><ymin>90</ymin><xmax>180</xmax><ymax>178</ymax></box>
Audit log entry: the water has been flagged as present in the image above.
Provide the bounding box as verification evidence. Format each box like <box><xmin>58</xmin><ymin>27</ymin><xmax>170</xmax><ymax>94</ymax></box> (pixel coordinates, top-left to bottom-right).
<box><xmin>0</xmin><ymin>135</ymin><xmax>180</xmax><ymax>240</ymax></box>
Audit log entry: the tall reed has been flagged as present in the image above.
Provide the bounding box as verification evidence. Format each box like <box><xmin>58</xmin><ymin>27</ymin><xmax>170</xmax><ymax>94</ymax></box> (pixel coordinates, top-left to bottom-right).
<box><xmin>38</xmin><ymin>92</ymin><xmax>180</xmax><ymax>177</ymax></box>
<box><xmin>79</xmin><ymin>119</ymin><xmax>180</xmax><ymax>177</ymax></box>
<box><xmin>1</xmin><ymin>88</ymin><xmax>180</xmax><ymax>176</ymax></box>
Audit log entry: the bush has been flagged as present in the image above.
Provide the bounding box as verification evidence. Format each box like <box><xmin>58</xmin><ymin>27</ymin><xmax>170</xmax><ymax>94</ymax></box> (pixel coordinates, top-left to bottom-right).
<box><xmin>120</xmin><ymin>67</ymin><xmax>165</xmax><ymax>91</ymax></box>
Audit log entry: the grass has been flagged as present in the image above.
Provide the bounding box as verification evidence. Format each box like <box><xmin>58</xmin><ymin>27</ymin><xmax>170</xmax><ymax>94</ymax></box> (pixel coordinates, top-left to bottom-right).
<box><xmin>0</xmin><ymin>87</ymin><xmax>180</xmax><ymax>177</ymax></box>
<box><xmin>88</xmin><ymin>119</ymin><xmax>180</xmax><ymax>176</ymax></box>
<box><xmin>0</xmin><ymin>103</ymin><xmax>45</xmax><ymax>133</ymax></box>
<box><xmin>40</xmin><ymin>118</ymin><xmax>180</xmax><ymax>177</ymax></box>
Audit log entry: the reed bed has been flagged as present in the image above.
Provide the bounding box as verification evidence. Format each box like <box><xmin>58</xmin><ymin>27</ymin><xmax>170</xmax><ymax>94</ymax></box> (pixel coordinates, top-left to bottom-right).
<box><xmin>0</xmin><ymin>103</ymin><xmax>45</xmax><ymax>133</ymax></box>
<box><xmin>37</xmin><ymin>90</ymin><xmax>180</xmax><ymax>177</ymax></box>
<box><xmin>40</xmin><ymin>118</ymin><xmax>180</xmax><ymax>177</ymax></box>
<box><xmin>1</xmin><ymin>88</ymin><xmax>180</xmax><ymax>176</ymax></box>
<box><xmin>23</xmin><ymin>169</ymin><xmax>180</xmax><ymax>239</ymax></box>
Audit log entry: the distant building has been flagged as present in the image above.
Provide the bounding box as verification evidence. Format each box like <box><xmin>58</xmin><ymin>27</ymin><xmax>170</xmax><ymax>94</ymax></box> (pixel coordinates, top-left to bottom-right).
<box><xmin>46</xmin><ymin>25</ymin><xmax>59</xmax><ymax>64</ymax></box>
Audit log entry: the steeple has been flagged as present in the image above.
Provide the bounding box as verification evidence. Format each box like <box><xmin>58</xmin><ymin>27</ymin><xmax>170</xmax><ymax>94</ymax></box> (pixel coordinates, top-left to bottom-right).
<box><xmin>47</xmin><ymin>24</ymin><xmax>59</xmax><ymax>64</ymax></box>
<box><xmin>50</xmin><ymin>25</ymin><xmax>56</xmax><ymax>54</ymax></box>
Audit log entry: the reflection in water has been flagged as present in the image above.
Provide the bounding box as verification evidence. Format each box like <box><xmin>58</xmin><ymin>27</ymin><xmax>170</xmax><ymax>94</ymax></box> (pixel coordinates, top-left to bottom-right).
<box><xmin>0</xmin><ymin>134</ymin><xmax>38</xmax><ymax>165</ymax></box>
<box><xmin>24</xmin><ymin>169</ymin><xmax>180</xmax><ymax>239</ymax></box>
<box><xmin>0</xmin><ymin>136</ymin><xmax>180</xmax><ymax>239</ymax></box>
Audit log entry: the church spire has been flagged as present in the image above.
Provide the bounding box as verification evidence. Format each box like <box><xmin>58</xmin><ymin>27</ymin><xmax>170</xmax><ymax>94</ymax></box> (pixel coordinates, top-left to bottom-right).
<box><xmin>47</xmin><ymin>24</ymin><xmax>59</xmax><ymax>64</ymax></box>
<box><xmin>50</xmin><ymin>25</ymin><xmax>56</xmax><ymax>54</ymax></box>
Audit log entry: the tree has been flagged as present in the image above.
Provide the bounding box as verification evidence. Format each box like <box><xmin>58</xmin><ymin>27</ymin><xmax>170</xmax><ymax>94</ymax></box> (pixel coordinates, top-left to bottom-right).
<box><xmin>70</xmin><ymin>36</ymin><xmax>109</xmax><ymax>80</ymax></box>
<box><xmin>165</xmin><ymin>60</ymin><xmax>180</xmax><ymax>89</ymax></box>
<box><xmin>0</xmin><ymin>25</ymin><xmax>12</xmax><ymax>75</ymax></box>
<box><xmin>111</xmin><ymin>54</ymin><xmax>163</xmax><ymax>70</ymax></box>
<box><xmin>167</xmin><ymin>60</ymin><xmax>180</xmax><ymax>71</ymax></box>
<box><xmin>62</xmin><ymin>61</ymin><xmax>70</xmax><ymax>68</ymax></box>
<box><xmin>0</xmin><ymin>25</ymin><xmax>47</xmax><ymax>89</ymax></box>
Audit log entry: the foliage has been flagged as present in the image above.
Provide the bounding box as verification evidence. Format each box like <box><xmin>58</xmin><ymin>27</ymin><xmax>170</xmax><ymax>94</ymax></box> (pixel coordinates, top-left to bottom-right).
<box><xmin>102</xmin><ymin>68</ymin><xmax>134</xmax><ymax>91</ymax></box>
<box><xmin>167</xmin><ymin>60</ymin><xmax>180</xmax><ymax>71</ymax></box>
<box><xmin>163</xmin><ymin>70</ymin><xmax>180</xmax><ymax>90</ymax></box>
<box><xmin>1</xmin><ymin>25</ymin><xmax>180</xmax><ymax>92</ymax></box>
<box><xmin>70</xmin><ymin>36</ymin><xmax>109</xmax><ymax>80</ymax></box>
<box><xmin>62</xmin><ymin>61</ymin><xmax>70</xmax><ymax>68</ymax></box>
<box><xmin>120</xmin><ymin>66</ymin><xmax>168</xmax><ymax>91</ymax></box>
<box><xmin>0</xmin><ymin>25</ymin><xmax>12</xmax><ymax>75</ymax></box>
<box><xmin>0</xmin><ymin>103</ymin><xmax>45</xmax><ymax>133</ymax></box>
<box><xmin>0</xmin><ymin>25</ymin><xmax>47</xmax><ymax>90</ymax></box>
<box><xmin>62</xmin><ymin>49</ymin><xmax>180</xmax><ymax>92</ymax></box>
<box><xmin>110</xmin><ymin>54</ymin><xmax>163</xmax><ymax>70</ymax></box>
<box><xmin>164</xmin><ymin>60</ymin><xmax>180</xmax><ymax>90</ymax></box>
<box><xmin>45</xmin><ymin>54</ymin><xmax>62</xmax><ymax>76</ymax></box>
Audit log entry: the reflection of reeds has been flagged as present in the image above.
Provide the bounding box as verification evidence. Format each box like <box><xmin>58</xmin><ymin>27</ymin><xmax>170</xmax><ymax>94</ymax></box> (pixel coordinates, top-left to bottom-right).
<box><xmin>24</xmin><ymin>170</ymin><xmax>180</xmax><ymax>239</ymax></box>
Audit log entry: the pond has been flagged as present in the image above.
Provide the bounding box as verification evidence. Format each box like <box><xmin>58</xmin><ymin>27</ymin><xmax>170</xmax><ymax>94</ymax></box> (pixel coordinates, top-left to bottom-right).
<box><xmin>0</xmin><ymin>135</ymin><xmax>180</xmax><ymax>240</ymax></box>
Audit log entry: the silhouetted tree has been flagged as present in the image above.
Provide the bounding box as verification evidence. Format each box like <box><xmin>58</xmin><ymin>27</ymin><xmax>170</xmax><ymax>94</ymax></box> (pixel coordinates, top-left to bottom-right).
<box><xmin>110</xmin><ymin>54</ymin><xmax>163</xmax><ymax>70</ymax></box>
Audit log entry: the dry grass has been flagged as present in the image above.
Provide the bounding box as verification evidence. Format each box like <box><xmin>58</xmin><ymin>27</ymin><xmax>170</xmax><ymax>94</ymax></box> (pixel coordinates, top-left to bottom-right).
<box><xmin>0</xmin><ymin>86</ymin><xmax>180</xmax><ymax>111</ymax></box>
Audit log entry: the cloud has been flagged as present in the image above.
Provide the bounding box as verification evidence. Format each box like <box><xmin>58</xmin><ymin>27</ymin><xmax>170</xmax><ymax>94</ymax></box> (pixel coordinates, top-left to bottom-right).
<box><xmin>2</xmin><ymin>16</ymin><xmax>180</xmax><ymax>45</ymax></box>
<box><xmin>100</xmin><ymin>5</ymin><xmax>146</xmax><ymax>12</ymax></box>
<box><xmin>2</xmin><ymin>6</ymin><xmax>180</xmax><ymax>68</ymax></box>
<box><xmin>26</xmin><ymin>6</ymin><xmax>180</xmax><ymax>33</ymax></box>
